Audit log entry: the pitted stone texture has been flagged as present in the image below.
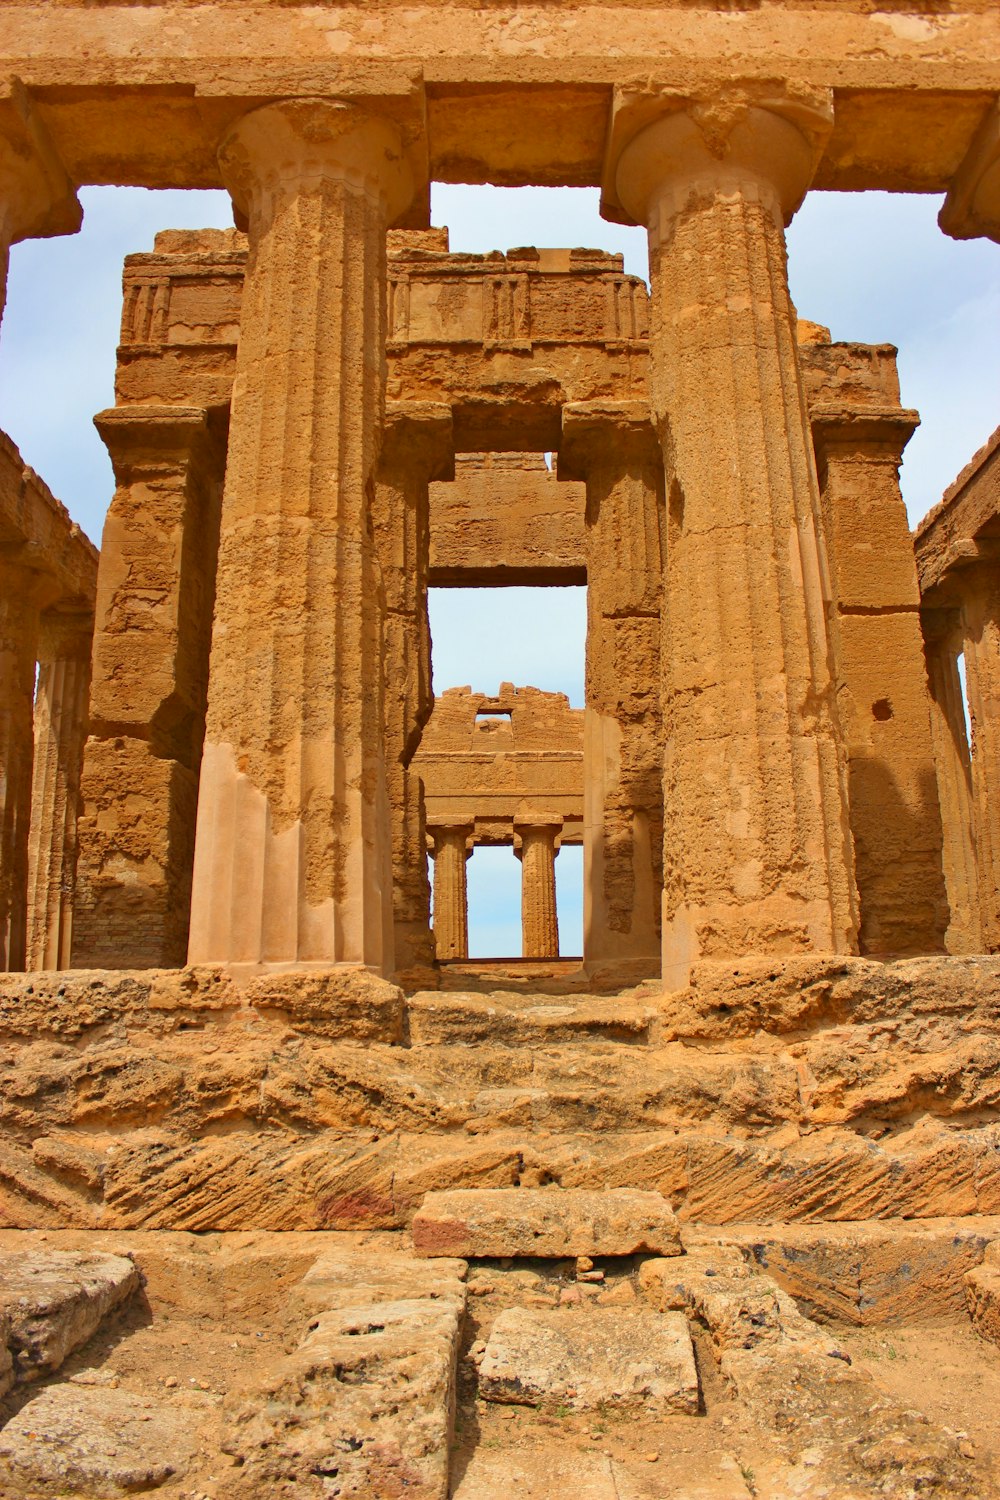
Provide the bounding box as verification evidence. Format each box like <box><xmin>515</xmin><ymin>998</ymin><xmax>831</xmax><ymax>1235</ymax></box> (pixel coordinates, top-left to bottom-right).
<box><xmin>0</xmin><ymin>1248</ymin><xmax>139</xmax><ymax>1380</ymax></box>
<box><xmin>0</xmin><ymin>1385</ymin><xmax>197</xmax><ymax>1496</ymax></box>
<box><xmin>223</xmin><ymin>1293</ymin><xmax>465</xmax><ymax>1500</ymax></box>
<box><xmin>412</xmin><ymin>1188</ymin><xmax>680</xmax><ymax>1259</ymax></box>
<box><xmin>479</xmin><ymin>1305</ymin><xmax>698</xmax><ymax>1413</ymax></box>
<box><xmin>965</xmin><ymin>1241</ymin><xmax>1000</xmax><ymax>1347</ymax></box>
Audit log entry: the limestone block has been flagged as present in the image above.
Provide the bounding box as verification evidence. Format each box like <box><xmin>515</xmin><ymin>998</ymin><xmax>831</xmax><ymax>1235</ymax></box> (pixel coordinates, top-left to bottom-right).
<box><xmin>478</xmin><ymin>1306</ymin><xmax>698</xmax><ymax>1413</ymax></box>
<box><xmin>0</xmin><ymin>1248</ymin><xmax>140</xmax><ymax>1380</ymax></box>
<box><xmin>411</xmin><ymin>1187</ymin><xmax>680</xmax><ymax>1258</ymax></box>
<box><xmin>299</xmin><ymin>1247</ymin><xmax>467</xmax><ymax>1310</ymax></box>
<box><xmin>223</xmin><ymin>1295</ymin><xmax>465</xmax><ymax>1499</ymax></box>
<box><xmin>965</xmin><ymin>1243</ymin><xmax>1000</xmax><ymax>1347</ymax></box>
<box><xmin>0</xmin><ymin>1386</ymin><xmax>197</xmax><ymax>1496</ymax></box>
<box><xmin>242</xmin><ymin>968</ymin><xmax>405</xmax><ymax>1043</ymax></box>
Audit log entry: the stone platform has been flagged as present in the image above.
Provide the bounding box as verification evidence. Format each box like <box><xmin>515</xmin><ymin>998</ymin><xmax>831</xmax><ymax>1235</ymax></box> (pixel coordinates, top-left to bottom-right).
<box><xmin>2</xmin><ymin>955</ymin><xmax>1000</xmax><ymax>1233</ymax></box>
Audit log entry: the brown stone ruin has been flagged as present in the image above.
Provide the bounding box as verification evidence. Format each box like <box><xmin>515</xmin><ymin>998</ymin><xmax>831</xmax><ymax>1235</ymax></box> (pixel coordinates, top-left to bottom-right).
<box><xmin>1</xmin><ymin>9</ymin><xmax>1000</xmax><ymax>1496</ymax></box>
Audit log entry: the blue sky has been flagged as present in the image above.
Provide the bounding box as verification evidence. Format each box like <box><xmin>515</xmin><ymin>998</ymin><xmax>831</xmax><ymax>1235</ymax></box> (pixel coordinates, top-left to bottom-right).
<box><xmin>1</xmin><ymin>182</ymin><xmax>997</xmax><ymax>955</ymax></box>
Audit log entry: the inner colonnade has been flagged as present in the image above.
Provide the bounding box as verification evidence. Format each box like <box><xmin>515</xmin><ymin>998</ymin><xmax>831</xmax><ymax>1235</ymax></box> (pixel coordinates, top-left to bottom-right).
<box><xmin>2</xmin><ymin>37</ymin><xmax>1000</xmax><ymax>984</ymax></box>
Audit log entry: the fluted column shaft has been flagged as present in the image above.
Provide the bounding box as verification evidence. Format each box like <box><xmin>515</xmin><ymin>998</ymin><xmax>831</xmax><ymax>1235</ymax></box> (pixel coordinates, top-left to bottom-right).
<box><xmin>560</xmin><ymin>403</ymin><xmax>662</xmax><ymax>972</ymax></box>
<box><xmin>431</xmin><ymin>824</ymin><xmax>471</xmax><ymax>960</ymax></box>
<box><xmin>26</xmin><ymin>609</ymin><xmax>93</xmax><ymax>969</ymax></box>
<box><xmin>922</xmin><ymin>612</ymin><xmax>981</xmax><ymax>953</ymax></box>
<box><xmin>516</xmin><ymin>819</ymin><xmax>561</xmax><ymax>959</ymax></box>
<box><xmin>961</xmin><ymin>570</ymin><xmax>1000</xmax><ymax>950</ymax></box>
<box><xmin>0</xmin><ymin>558</ymin><xmax>43</xmax><ymax>969</ymax></box>
<box><xmin>188</xmin><ymin>100</ymin><xmax>414</xmax><ymax>969</ymax></box>
<box><xmin>613</xmin><ymin>99</ymin><xmax>857</xmax><ymax>986</ymax></box>
<box><xmin>374</xmin><ymin>404</ymin><xmax>453</xmax><ymax>980</ymax></box>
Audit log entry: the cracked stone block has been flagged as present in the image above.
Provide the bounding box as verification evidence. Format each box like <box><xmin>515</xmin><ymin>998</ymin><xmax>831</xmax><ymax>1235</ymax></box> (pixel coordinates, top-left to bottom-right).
<box><xmin>0</xmin><ymin>1249</ymin><xmax>140</xmax><ymax>1381</ymax></box>
<box><xmin>223</xmin><ymin>1292</ymin><xmax>466</xmax><ymax>1499</ymax></box>
<box><xmin>478</xmin><ymin>1306</ymin><xmax>699</xmax><ymax>1413</ymax></box>
<box><xmin>412</xmin><ymin>1187</ymin><xmax>680</xmax><ymax>1258</ymax></box>
<box><xmin>0</xmin><ymin>1386</ymin><xmax>198</xmax><ymax>1496</ymax></box>
<box><xmin>299</xmin><ymin>1247</ymin><xmax>467</xmax><ymax>1310</ymax></box>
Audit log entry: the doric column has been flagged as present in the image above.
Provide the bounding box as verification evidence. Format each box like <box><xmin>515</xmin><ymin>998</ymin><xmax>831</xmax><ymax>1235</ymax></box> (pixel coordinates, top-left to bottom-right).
<box><xmin>811</xmin><ymin>404</ymin><xmax>948</xmax><ymax>954</ymax></box>
<box><xmin>0</xmin><ymin>557</ymin><xmax>48</xmax><ymax>969</ymax></box>
<box><xmin>960</xmin><ymin>566</ymin><xmax>1000</xmax><ymax>950</ymax></box>
<box><xmin>607</xmin><ymin>90</ymin><xmax>858</xmax><ymax>986</ymax></box>
<box><xmin>188</xmin><ymin>100</ymin><xmax>415</xmax><ymax>970</ymax></box>
<box><xmin>73</xmin><ymin>407</ymin><xmax>225</xmax><ymax>968</ymax></box>
<box><xmin>26</xmin><ymin>608</ymin><xmax>93</xmax><ymax>970</ymax></box>
<box><xmin>0</xmin><ymin>81</ymin><xmax>80</xmax><ymax>330</ymax></box>
<box><xmin>559</xmin><ymin>401</ymin><xmax>662</xmax><ymax>975</ymax></box>
<box><xmin>922</xmin><ymin>608</ymin><xmax>981</xmax><ymax>954</ymax></box>
<box><xmin>516</xmin><ymin>816</ymin><xmax>562</xmax><ymax>959</ymax></box>
<box><xmin>374</xmin><ymin>401</ymin><xmax>453</xmax><ymax>982</ymax></box>
<box><xmin>430</xmin><ymin>823</ymin><xmax>472</xmax><ymax>961</ymax></box>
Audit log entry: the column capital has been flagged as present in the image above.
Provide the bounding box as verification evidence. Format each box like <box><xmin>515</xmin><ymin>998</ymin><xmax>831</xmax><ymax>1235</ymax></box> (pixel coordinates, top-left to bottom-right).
<box><xmin>601</xmin><ymin>84</ymin><xmax>833</xmax><ymax>230</ymax></box>
<box><xmin>218</xmin><ymin>98</ymin><xmax>416</xmax><ymax>236</ymax></box>
<box><xmin>381</xmin><ymin>401</ymin><xmax>455</xmax><ymax>483</ymax></box>
<box><xmin>0</xmin><ymin>80</ymin><xmax>80</xmax><ymax>244</ymax></box>
<box><xmin>809</xmin><ymin>405</ymin><xmax>920</xmax><ymax>466</ymax></box>
<box><xmin>514</xmin><ymin>813</ymin><xmax>563</xmax><ymax>858</ymax></box>
<box><xmin>940</xmin><ymin>99</ymin><xmax>1000</xmax><ymax>244</ymax></box>
<box><xmin>94</xmin><ymin>405</ymin><xmax>226</xmax><ymax>476</ymax></box>
<box><xmin>557</xmin><ymin>399</ymin><xmax>659</xmax><ymax>481</ymax></box>
<box><xmin>428</xmin><ymin>821</ymin><xmax>474</xmax><ymax>856</ymax></box>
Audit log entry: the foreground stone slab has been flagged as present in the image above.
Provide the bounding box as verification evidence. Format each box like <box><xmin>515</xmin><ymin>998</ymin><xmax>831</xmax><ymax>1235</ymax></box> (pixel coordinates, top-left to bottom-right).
<box><xmin>0</xmin><ymin>1249</ymin><xmax>139</xmax><ymax>1380</ymax></box>
<box><xmin>412</xmin><ymin>1188</ymin><xmax>680</xmax><ymax>1258</ymax></box>
<box><xmin>299</xmin><ymin>1246</ymin><xmax>467</xmax><ymax>1310</ymax></box>
<box><xmin>479</xmin><ymin>1306</ymin><xmax>698</xmax><ymax>1413</ymax></box>
<box><xmin>223</xmin><ymin>1289</ymin><xmax>466</xmax><ymax>1499</ymax></box>
<box><xmin>686</xmin><ymin>1216</ymin><xmax>1000</xmax><ymax>1323</ymax></box>
<box><xmin>0</xmin><ymin>1385</ymin><xmax>197</xmax><ymax>1496</ymax></box>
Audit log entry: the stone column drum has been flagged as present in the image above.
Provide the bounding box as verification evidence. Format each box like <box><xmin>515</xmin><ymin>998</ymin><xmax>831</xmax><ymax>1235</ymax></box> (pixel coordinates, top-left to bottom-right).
<box><xmin>430</xmin><ymin>824</ymin><xmax>472</xmax><ymax>961</ymax></box>
<box><xmin>922</xmin><ymin>611</ymin><xmax>981</xmax><ymax>953</ymax></box>
<box><xmin>0</xmin><ymin>558</ymin><xmax>45</xmax><ymax>969</ymax></box>
<box><xmin>516</xmin><ymin>816</ymin><xmax>562</xmax><ymax>959</ymax></box>
<box><xmin>188</xmin><ymin>100</ymin><xmax>415</xmax><ymax>970</ymax></box>
<box><xmin>374</xmin><ymin>403</ymin><xmax>453</xmax><ymax>980</ymax></box>
<box><xmin>610</xmin><ymin>92</ymin><xmax>858</xmax><ymax>986</ymax></box>
<box><xmin>960</xmin><ymin>569</ymin><xmax>1000</xmax><ymax>950</ymax></box>
<box><xmin>560</xmin><ymin>400</ymin><xmax>663</xmax><ymax>975</ymax></box>
<box><xmin>26</xmin><ymin>608</ymin><xmax>93</xmax><ymax>970</ymax></box>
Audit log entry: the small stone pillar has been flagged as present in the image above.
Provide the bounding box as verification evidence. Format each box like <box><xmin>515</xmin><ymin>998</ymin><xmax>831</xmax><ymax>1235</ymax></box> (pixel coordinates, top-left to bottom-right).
<box><xmin>26</xmin><ymin>607</ymin><xmax>93</xmax><ymax>970</ymax></box>
<box><xmin>516</xmin><ymin>816</ymin><xmax>562</xmax><ymax>959</ymax></box>
<box><xmin>188</xmin><ymin>100</ymin><xmax>416</xmax><ymax>970</ymax></box>
<box><xmin>960</xmin><ymin>567</ymin><xmax>1000</xmax><ymax>950</ymax></box>
<box><xmin>73</xmin><ymin>407</ymin><xmax>225</xmax><ymax>969</ymax></box>
<box><xmin>0</xmin><ymin>82</ymin><xmax>80</xmax><ymax>330</ymax></box>
<box><xmin>811</xmin><ymin>402</ymin><xmax>948</xmax><ymax>953</ymax></box>
<box><xmin>560</xmin><ymin>400</ymin><xmax>663</xmax><ymax>977</ymax></box>
<box><xmin>922</xmin><ymin>608</ymin><xmax>981</xmax><ymax>953</ymax></box>
<box><xmin>430</xmin><ymin>824</ymin><xmax>472</xmax><ymax>961</ymax></box>
<box><xmin>607</xmin><ymin>90</ymin><xmax>858</xmax><ymax>986</ymax></box>
<box><xmin>0</xmin><ymin>559</ymin><xmax>48</xmax><ymax>969</ymax></box>
<box><xmin>374</xmin><ymin>402</ymin><xmax>454</xmax><ymax>981</ymax></box>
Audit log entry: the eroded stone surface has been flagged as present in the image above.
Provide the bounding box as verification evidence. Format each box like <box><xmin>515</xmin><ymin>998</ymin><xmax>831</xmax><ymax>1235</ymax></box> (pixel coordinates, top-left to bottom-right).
<box><xmin>0</xmin><ymin>1385</ymin><xmax>198</xmax><ymax>1496</ymax></box>
<box><xmin>412</xmin><ymin>1188</ymin><xmax>680</xmax><ymax>1258</ymax></box>
<box><xmin>479</xmin><ymin>1305</ymin><xmax>698</xmax><ymax>1413</ymax></box>
<box><xmin>966</xmin><ymin>1241</ymin><xmax>1000</xmax><ymax>1347</ymax></box>
<box><xmin>0</xmin><ymin>1248</ymin><xmax>139</xmax><ymax>1380</ymax></box>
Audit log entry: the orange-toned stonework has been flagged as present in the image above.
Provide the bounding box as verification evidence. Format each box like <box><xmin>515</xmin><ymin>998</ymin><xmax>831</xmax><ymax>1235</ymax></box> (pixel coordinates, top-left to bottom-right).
<box><xmin>2</xmin><ymin>9</ymin><xmax>1000</xmax><ymax>1494</ymax></box>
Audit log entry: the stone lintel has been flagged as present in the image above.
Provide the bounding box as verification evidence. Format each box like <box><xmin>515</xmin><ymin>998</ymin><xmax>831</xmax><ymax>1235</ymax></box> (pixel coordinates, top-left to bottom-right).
<box><xmin>915</xmin><ymin>424</ymin><xmax>1000</xmax><ymax>595</ymax></box>
<box><xmin>940</xmin><ymin>98</ymin><xmax>1000</xmax><ymax>243</ymax></box>
<box><xmin>0</xmin><ymin>429</ymin><xmax>96</xmax><ymax>609</ymax></box>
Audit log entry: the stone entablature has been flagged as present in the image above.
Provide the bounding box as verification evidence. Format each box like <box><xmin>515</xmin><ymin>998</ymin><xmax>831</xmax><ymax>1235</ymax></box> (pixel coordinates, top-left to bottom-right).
<box><xmin>0</xmin><ymin>430</ymin><xmax>97</xmax><ymax>973</ymax></box>
<box><xmin>415</xmin><ymin>684</ymin><xmax>584</xmax><ymax>848</ymax></box>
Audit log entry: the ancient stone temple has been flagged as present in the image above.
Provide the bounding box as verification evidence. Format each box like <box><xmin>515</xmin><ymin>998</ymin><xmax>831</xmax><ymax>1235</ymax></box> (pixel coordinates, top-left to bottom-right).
<box><xmin>1</xmin><ymin>4</ymin><xmax>1000</xmax><ymax>1496</ymax></box>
